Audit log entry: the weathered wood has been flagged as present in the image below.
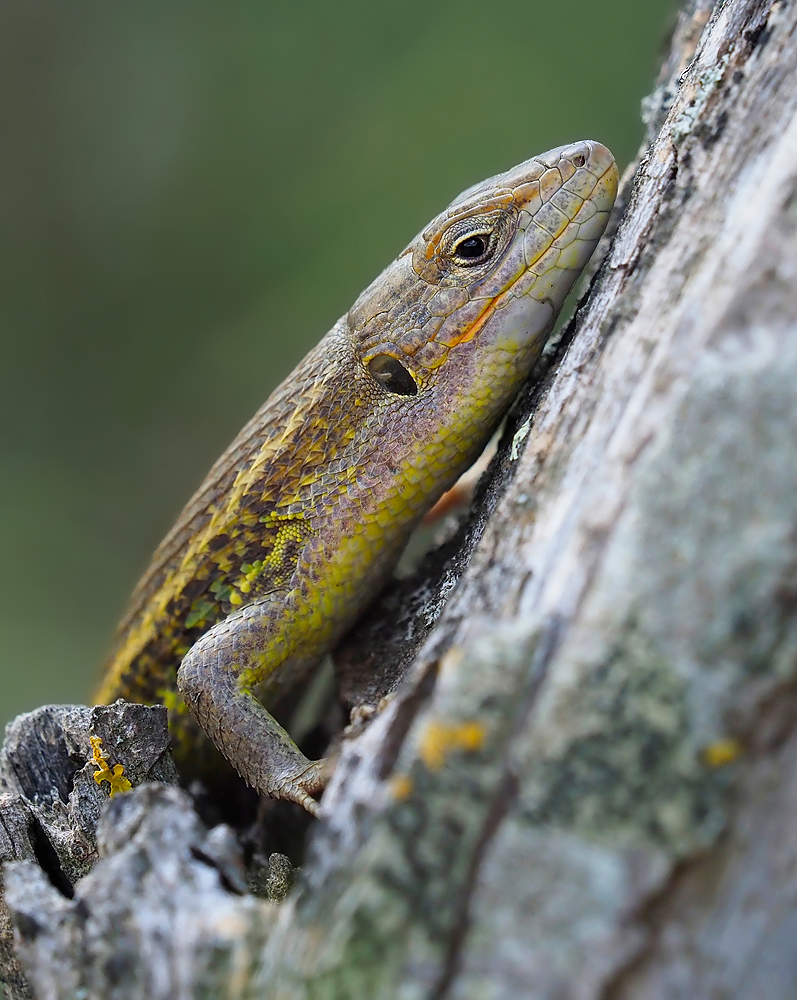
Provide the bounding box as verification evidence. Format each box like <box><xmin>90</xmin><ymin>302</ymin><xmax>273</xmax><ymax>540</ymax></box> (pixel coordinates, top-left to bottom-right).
<box><xmin>4</xmin><ymin>0</ymin><xmax>797</xmax><ymax>995</ymax></box>
<box><xmin>0</xmin><ymin>705</ymin><xmax>297</xmax><ymax>1000</ymax></box>
<box><xmin>6</xmin><ymin>784</ymin><xmax>276</xmax><ymax>1000</ymax></box>
<box><xmin>0</xmin><ymin>703</ymin><xmax>178</xmax><ymax>999</ymax></box>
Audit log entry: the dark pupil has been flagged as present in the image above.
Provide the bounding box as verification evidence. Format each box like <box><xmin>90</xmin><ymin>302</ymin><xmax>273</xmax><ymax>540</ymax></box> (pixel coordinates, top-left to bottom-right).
<box><xmin>456</xmin><ymin>235</ymin><xmax>487</xmax><ymax>259</ymax></box>
<box><xmin>367</xmin><ymin>354</ymin><xmax>418</xmax><ymax>396</ymax></box>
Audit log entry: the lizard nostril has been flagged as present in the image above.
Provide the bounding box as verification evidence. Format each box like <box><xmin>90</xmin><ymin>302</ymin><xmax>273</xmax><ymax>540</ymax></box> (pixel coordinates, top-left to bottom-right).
<box><xmin>572</xmin><ymin>153</ymin><xmax>586</xmax><ymax>168</ymax></box>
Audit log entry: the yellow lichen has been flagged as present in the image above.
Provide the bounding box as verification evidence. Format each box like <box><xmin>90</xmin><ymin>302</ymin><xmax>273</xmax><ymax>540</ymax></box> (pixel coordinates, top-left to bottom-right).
<box><xmin>702</xmin><ymin>738</ymin><xmax>743</xmax><ymax>768</ymax></box>
<box><xmin>90</xmin><ymin>736</ymin><xmax>133</xmax><ymax>797</ymax></box>
<box><xmin>391</xmin><ymin>774</ymin><xmax>414</xmax><ymax>800</ymax></box>
<box><xmin>419</xmin><ymin>720</ymin><xmax>485</xmax><ymax>770</ymax></box>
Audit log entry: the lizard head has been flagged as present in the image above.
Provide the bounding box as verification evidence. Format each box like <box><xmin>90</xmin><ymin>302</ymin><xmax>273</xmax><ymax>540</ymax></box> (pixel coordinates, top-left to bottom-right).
<box><xmin>348</xmin><ymin>140</ymin><xmax>618</xmax><ymax>406</ymax></box>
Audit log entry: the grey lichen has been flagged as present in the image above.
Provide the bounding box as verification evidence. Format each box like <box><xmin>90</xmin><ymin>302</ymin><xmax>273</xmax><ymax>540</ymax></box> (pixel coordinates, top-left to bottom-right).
<box><xmin>519</xmin><ymin>624</ymin><xmax>727</xmax><ymax>854</ymax></box>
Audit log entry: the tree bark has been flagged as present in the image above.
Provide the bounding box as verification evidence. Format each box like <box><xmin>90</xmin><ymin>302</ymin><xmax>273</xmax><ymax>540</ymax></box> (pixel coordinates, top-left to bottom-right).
<box><xmin>4</xmin><ymin>0</ymin><xmax>797</xmax><ymax>996</ymax></box>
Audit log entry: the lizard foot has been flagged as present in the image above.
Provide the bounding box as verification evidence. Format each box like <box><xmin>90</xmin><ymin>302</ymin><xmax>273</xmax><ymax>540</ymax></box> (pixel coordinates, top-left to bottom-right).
<box><xmin>272</xmin><ymin>756</ymin><xmax>334</xmax><ymax>817</ymax></box>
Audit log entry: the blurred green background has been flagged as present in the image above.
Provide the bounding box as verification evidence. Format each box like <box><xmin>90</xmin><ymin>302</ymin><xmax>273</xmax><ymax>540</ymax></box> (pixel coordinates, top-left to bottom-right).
<box><xmin>0</xmin><ymin>0</ymin><xmax>677</xmax><ymax>735</ymax></box>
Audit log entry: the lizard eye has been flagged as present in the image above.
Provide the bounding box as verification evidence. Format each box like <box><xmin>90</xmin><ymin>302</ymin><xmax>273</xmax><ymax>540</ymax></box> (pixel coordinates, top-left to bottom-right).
<box><xmin>451</xmin><ymin>230</ymin><xmax>493</xmax><ymax>266</ymax></box>
<box><xmin>367</xmin><ymin>354</ymin><xmax>418</xmax><ymax>396</ymax></box>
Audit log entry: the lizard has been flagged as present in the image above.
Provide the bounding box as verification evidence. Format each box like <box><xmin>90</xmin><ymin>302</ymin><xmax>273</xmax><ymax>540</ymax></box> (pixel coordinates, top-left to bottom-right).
<box><xmin>95</xmin><ymin>140</ymin><xmax>618</xmax><ymax>816</ymax></box>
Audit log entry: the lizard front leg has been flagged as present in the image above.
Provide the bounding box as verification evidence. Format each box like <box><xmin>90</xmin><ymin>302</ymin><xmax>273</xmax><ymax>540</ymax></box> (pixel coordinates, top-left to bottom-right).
<box><xmin>176</xmin><ymin>597</ymin><xmax>331</xmax><ymax>816</ymax></box>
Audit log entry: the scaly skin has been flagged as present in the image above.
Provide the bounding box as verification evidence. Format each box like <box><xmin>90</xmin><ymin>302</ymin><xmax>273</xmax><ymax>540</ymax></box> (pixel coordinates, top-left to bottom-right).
<box><xmin>97</xmin><ymin>141</ymin><xmax>618</xmax><ymax>815</ymax></box>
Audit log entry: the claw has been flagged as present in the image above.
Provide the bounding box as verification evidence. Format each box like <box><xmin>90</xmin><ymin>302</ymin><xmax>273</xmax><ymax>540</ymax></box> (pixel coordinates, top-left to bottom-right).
<box><xmin>297</xmin><ymin>792</ymin><xmax>321</xmax><ymax>818</ymax></box>
<box><xmin>273</xmin><ymin>757</ymin><xmax>332</xmax><ymax>816</ymax></box>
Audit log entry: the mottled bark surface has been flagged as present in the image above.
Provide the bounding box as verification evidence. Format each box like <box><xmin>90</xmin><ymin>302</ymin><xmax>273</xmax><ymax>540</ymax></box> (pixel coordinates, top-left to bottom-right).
<box><xmin>3</xmin><ymin>0</ymin><xmax>797</xmax><ymax>996</ymax></box>
<box><xmin>0</xmin><ymin>704</ymin><xmax>182</xmax><ymax>997</ymax></box>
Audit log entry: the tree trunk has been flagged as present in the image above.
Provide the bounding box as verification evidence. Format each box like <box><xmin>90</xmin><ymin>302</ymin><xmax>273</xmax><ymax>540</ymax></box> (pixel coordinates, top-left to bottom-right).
<box><xmin>4</xmin><ymin>0</ymin><xmax>797</xmax><ymax>996</ymax></box>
